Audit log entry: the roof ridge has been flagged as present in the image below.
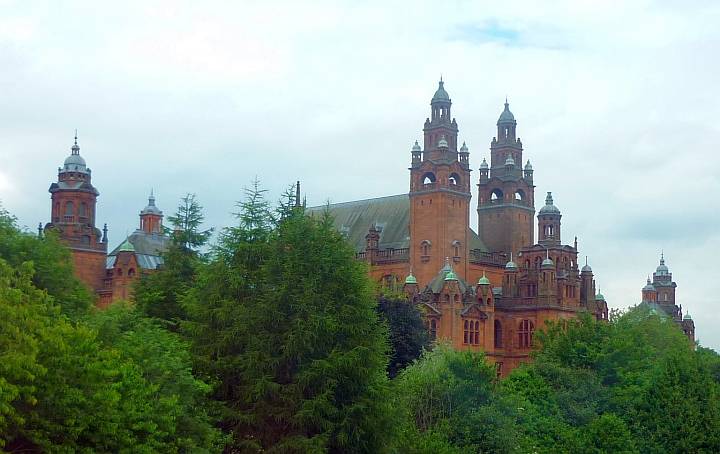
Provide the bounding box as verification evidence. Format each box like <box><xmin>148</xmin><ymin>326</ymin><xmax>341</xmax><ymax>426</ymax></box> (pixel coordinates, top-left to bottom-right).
<box><xmin>307</xmin><ymin>193</ymin><xmax>408</xmax><ymax>209</ymax></box>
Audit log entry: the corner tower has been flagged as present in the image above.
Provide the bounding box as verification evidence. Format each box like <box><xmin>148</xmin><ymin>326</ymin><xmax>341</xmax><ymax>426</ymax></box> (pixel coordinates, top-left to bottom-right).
<box><xmin>139</xmin><ymin>190</ymin><xmax>163</xmax><ymax>234</ymax></box>
<box><xmin>409</xmin><ymin>80</ymin><xmax>472</xmax><ymax>285</ymax></box>
<box><xmin>477</xmin><ymin>101</ymin><xmax>535</xmax><ymax>257</ymax></box>
<box><xmin>45</xmin><ymin>133</ymin><xmax>108</xmax><ymax>293</ymax></box>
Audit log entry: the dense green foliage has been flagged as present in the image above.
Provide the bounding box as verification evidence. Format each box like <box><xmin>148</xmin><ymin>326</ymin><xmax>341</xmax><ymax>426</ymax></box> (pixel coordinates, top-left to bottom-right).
<box><xmin>395</xmin><ymin>311</ymin><xmax>720</xmax><ymax>453</ymax></box>
<box><xmin>183</xmin><ymin>185</ymin><xmax>394</xmax><ymax>452</ymax></box>
<box><xmin>3</xmin><ymin>193</ymin><xmax>720</xmax><ymax>452</ymax></box>
<box><xmin>0</xmin><ymin>206</ymin><xmax>222</xmax><ymax>452</ymax></box>
<box><xmin>377</xmin><ymin>296</ymin><xmax>430</xmax><ymax>378</ymax></box>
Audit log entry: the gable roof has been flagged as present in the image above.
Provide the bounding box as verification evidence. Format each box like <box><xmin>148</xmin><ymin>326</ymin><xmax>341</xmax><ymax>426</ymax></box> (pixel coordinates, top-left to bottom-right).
<box><xmin>308</xmin><ymin>194</ymin><xmax>488</xmax><ymax>253</ymax></box>
<box><xmin>108</xmin><ymin>230</ymin><xmax>170</xmax><ymax>270</ymax></box>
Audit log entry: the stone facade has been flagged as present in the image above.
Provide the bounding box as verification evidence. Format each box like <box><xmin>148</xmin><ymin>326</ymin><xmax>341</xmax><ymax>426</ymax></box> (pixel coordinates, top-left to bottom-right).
<box><xmin>45</xmin><ymin>137</ymin><xmax>169</xmax><ymax>306</ymax></box>
<box><xmin>312</xmin><ymin>81</ymin><xmax>610</xmax><ymax>376</ymax></box>
<box><xmin>640</xmin><ymin>254</ymin><xmax>695</xmax><ymax>344</ymax></box>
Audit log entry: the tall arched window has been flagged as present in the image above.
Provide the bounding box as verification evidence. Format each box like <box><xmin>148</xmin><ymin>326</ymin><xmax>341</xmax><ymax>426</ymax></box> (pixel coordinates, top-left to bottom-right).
<box><xmin>79</xmin><ymin>202</ymin><xmax>87</xmax><ymax>217</ymax></box>
<box><xmin>473</xmin><ymin>321</ymin><xmax>480</xmax><ymax>345</ymax></box>
<box><xmin>518</xmin><ymin>319</ymin><xmax>535</xmax><ymax>349</ymax></box>
<box><xmin>421</xmin><ymin>240</ymin><xmax>431</xmax><ymax>257</ymax></box>
<box><xmin>422</xmin><ymin>172</ymin><xmax>436</xmax><ymax>185</ymax></box>
<box><xmin>65</xmin><ymin>201</ymin><xmax>74</xmax><ymax>215</ymax></box>
<box><xmin>494</xmin><ymin>320</ymin><xmax>503</xmax><ymax>348</ymax></box>
<box><xmin>429</xmin><ymin>319</ymin><xmax>437</xmax><ymax>340</ymax></box>
<box><xmin>490</xmin><ymin>188</ymin><xmax>503</xmax><ymax>202</ymax></box>
<box><xmin>452</xmin><ymin>240</ymin><xmax>461</xmax><ymax>259</ymax></box>
<box><xmin>449</xmin><ymin>173</ymin><xmax>460</xmax><ymax>186</ymax></box>
<box><xmin>464</xmin><ymin>320</ymin><xmax>469</xmax><ymax>344</ymax></box>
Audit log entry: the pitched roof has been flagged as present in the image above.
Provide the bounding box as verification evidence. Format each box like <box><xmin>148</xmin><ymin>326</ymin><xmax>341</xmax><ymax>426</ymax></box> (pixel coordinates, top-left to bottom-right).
<box><xmin>108</xmin><ymin>230</ymin><xmax>170</xmax><ymax>270</ymax></box>
<box><xmin>307</xmin><ymin>194</ymin><xmax>488</xmax><ymax>253</ymax></box>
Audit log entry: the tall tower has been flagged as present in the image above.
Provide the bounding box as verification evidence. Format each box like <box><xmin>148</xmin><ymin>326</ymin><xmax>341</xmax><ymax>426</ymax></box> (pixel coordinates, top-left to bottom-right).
<box><xmin>477</xmin><ymin>101</ymin><xmax>535</xmax><ymax>257</ymax></box>
<box><xmin>139</xmin><ymin>190</ymin><xmax>163</xmax><ymax>234</ymax></box>
<box><xmin>409</xmin><ymin>80</ymin><xmax>472</xmax><ymax>285</ymax></box>
<box><xmin>45</xmin><ymin>134</ymin><xmax>107</xmax><ymax>293</ymax></box>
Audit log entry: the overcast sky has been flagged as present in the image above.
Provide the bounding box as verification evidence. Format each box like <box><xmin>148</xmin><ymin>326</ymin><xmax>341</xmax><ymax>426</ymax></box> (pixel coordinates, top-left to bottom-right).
<box><xmin>1</xmin><ymin>1</ymin><xmax>719</xmax><ymax>348</ymax></box>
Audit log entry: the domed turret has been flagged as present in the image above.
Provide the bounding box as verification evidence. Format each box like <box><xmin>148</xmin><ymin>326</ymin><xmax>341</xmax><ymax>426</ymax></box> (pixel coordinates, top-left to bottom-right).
<box><xmin>62</xmin><ymin>133</ymin><xmax>89</xmax><ymax>173</ymax></box>
<box><xmin>480</xmin><ymin>158</ymin><xmax>489</xmax><ymax>170</ymax></box>
<box><xmin>656</xmin><ymin>252</ymin><xmax>669</xmax><ymax>276</ymax></box>
<box><xmin>683</xmin><ymin>312</ymin><xmax>692</xmax><ymax>321</ymax></box>
<box><xmin>405</xmin><ymin>272</ymin><xmax>417</xmax><ymax>285</ymax></box>
<box><xmin>498</xmin><ymin>100</ymin><xmax>515</xmax><ymax>123</ymax></box>
<box><xmin>539</xmin><ymin>192</ymin><xmax>560</xmax><ymax>215</ymax></box>
<box><xmin>141</xmin><ymin>190</ymin><xmax>162</xmax><ymax>215</ymax></box>
<box><xmin>642</xmin><ymin>277</ymin><xmax>655</xmax><ymax>292</ymax></box>
<box><xmin>541</xmin><ymin>257</ymin><xmax>555</xmax><ymax>269</ymax></box>
<box><xmin>459</xmin><ymin>141</ymin><xmax>468</xmax><ymax>153</ymax></box>
<box><xmin>595</xmin><ymin>290</ymin><xmax>605</xmax><ymax>301</ymax></box>
<box><xmin>411</xmin><ymin>140</ymin><xmax>422</xmax><ymax>152</ymax></box>
<box><xmin>432</xmin><ymin>79</ymin><xmax>450</xmax><ymax>102</ymax></box>
<box><xmin>524</xmin><ymin>160</ymin><xmax>533</xmax><ymax>171</ymax></box>
<box><xmin>477</xmin><ymin>272</ymin><xmax>490</xmax><ymax>286</ymax></box>
<box><xmin>504</xmin><ymin>154</ymin><xmax>516</xmax><ymax>167</ymax></box>
<box><xmin>444</xmin><ymin>269</ymin><xmax>458</xmax><ymax>281</ymax></box>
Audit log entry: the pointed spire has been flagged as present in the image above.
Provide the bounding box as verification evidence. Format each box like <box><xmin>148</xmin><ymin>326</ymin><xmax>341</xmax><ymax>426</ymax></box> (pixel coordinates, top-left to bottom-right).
<box><xmin>102</xmin><ymin>223</ymin><xmax>108</xmax><ymax>243</ymax></box>
<box><xmin>71</xmin><ymin>130</ymin><xmax>80</xmax><ymax>155</ymax></box>
<box><xmin>148</xmin><ymin>189</ymin><xmax>156</xmax><ymax>206</ymax></box>
<box><xmin>660</xmin><ymin>250</ymin><xmax>665</xmax><ymax>265</ymax></box>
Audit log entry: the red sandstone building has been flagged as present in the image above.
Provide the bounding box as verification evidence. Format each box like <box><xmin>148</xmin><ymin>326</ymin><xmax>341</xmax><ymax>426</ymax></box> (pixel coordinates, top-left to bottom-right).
<box><xmin>639</xmin><ymin>254</ymin><xmax>695</xmax><ymax>344</ymax></box>
<box><xmin>311</xmin><ymin>80</ymin><xmax>610</xmax><ymax>375</ymax></box>
<box><xmin>43</xmin><ymin>135</ymin><xmax>169</xmax><ymax>306</ymax></box>
<box><xmin>44</xmin><ymin>81</ymin><xmax>694</xmax><ymax>374</ymax></box>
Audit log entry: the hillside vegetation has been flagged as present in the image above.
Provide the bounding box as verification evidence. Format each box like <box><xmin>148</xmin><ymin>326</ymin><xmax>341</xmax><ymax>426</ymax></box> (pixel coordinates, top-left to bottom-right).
<box><xmin>1</xmin><ymin>188</ymin><xmax>719</xmax><ymax>453</ymax></box>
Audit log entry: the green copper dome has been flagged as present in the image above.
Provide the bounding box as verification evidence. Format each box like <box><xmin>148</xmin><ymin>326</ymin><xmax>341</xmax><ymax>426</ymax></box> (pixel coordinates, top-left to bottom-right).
<box><xmin>477</xmin><ymin>273</ymin><xmax>490</xmax><ymax>286</ymax></box>
<box><xmin>432</xmin><ymin>80</ymin><xmax>450</xmax><ymax>102</ymax></box>
<box><xmin>405</xmin><ymin>273</ymin><xmax>417</xmax><ymax>285</ymax></box>
<box><xmin>595</xmin><ymin>292</ymin><xmax>605</xmax><ymax>301</ymax></box>
<box><xmin>118</xmin><ymin>237</ymin><xmax>135</xmax><ymax>252</ymax></box>
<box><xmin>498</xmin><ymin>101</ymin><xmax>515</xmax><ymax>123</ymax></box>
<box><xmin>683</xmin><ymin>312</ymin><xmax>692</xmax><ymax>320</ymax></box>
<box><xmin>444</xmin><ymin>270</ymin><xmax>458</xmax><ymax>281</ymax></box>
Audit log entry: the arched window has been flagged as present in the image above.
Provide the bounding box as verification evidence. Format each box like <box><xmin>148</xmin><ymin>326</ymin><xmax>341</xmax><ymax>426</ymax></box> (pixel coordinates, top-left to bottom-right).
<box><xmin>421</xmin><ymin>240</ymin><xmax>431</xmax><ymax>257</ymax></box>
<box><xmin>452</xmin><ymin>240</ymin><xmax>461</xmax><ymax>258</ymax></box>
<box><xmin>422</xmin><ymin>172</ymin><xmax>436</xmax><ymax>185</ymax></box>
<box><xmin>449</xmin><ymin>173</ymin><xmax>460</xmax><ymax>186</ymax></box>
<box><xmin>490</xmin><ymin>189</ymin><xmax>503</xmax><ymax>202</ymax></box>
<box><xmin>514</xmin><ymin>189</ymin><xmax>525</xmax><ymax>201</ymax></box>
<box><xmin>65</xmin><ymin>201</ymin><xmax>74</xmax><ymax>216</ymax></box>
<box><xmin>494</xmin><ymin>320</ymin><xmax>503</xmax><ymax>348</ymax></box>
<box><xmin>128</xmin><ymin>268</ymin><xmax>136</xmax><ymax>277</ymax></box>
<box><xmin>429</xmin><ymin>319</ymin><xmax>437</xmax><ymax>340</ymax></box>
<box><xmin>518</xmin><ymin>319</ymin><xmax>535</xmax><ymax>349</ymax></box>
<box><xmin>79</xmin><ymin>202</ymin><xmax>87</xmax><ymax>217</ymax></box>
<box><xmin>473</xmin><ymin>321</ymin><xmax>480</xmax><ymax>345</ymax></box>
<box><xmin>464</xmin><ymin>320</ymin><xmax>469</xmax><ymax>344</ymax></box>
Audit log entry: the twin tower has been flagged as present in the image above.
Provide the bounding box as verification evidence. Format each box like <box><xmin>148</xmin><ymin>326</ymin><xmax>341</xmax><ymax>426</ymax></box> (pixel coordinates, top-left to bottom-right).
<box><xmin>409</xmin><ymin>80</ymin><xmax>539</xmax><ymax>284</ymax></box>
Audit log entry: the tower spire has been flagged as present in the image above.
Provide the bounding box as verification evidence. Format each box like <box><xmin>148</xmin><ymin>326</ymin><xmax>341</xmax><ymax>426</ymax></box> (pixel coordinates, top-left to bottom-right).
<box><xmin>71</xmin><ymin>130</ymin><xmax>80</xmax><ymax>155</ymax></box>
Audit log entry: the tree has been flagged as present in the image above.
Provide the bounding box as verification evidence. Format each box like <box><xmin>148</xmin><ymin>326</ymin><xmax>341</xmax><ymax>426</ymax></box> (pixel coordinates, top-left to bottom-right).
<box><xmin>377</xmin><ymin>296</ymin><xmax>429</xmax><ymax>378</ymax></box>
<box><xmin>136</xmin><ymin>194</ymin><xmax>212</xmax><ymax>324</ymax></box>
<box><xmin>394</xmin><ymin>344</ymin><xmax>522</xmax><ymax>453</ymax></box>
<box><xmin>0</xmin><ymin>258</ymin><xmax>215</xmax><ymax>452</ymax></box>
<box><xmin>0</xmin><ymin>204</ymin><xmax>91</xmax><ymax>317</ymax></box>
<box><xmin>185</xmin><ymin>186</ymin><xmax>394</xmax><ymax>452</ymax></box>
<box><xmin>166</xmin><ymin>193</ymin><xmax>214</xmax><ymax>251</ymax></box>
